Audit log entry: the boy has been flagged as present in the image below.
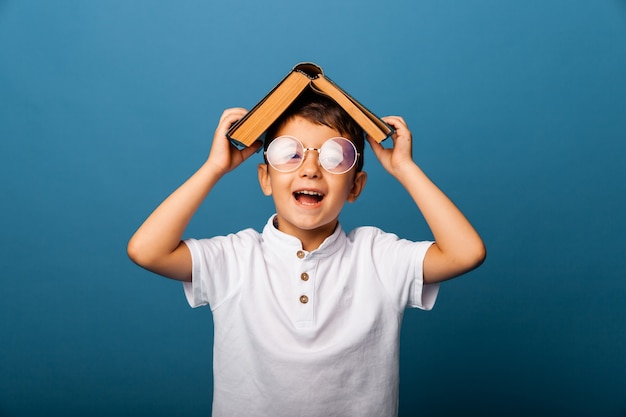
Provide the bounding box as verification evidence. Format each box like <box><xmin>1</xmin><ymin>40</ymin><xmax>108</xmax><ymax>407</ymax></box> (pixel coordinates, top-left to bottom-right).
<box><xmin>128</xmin><ymin>90</ymin><xmax>485</xmax><ymax>416</ymax></box>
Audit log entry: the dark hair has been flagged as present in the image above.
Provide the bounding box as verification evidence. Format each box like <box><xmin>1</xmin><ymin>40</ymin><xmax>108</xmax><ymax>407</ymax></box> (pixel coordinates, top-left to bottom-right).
<box><xmin>264</xmin><ymin>89</ymin><xmax>365</xmax><ymax>172</ymax></box>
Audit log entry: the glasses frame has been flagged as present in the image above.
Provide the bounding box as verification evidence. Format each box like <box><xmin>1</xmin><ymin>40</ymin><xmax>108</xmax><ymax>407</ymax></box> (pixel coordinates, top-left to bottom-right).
<box><xmin>264</xmin><ymin>135</ymin><xmax>360</xmax><ymax>175</ymax></box>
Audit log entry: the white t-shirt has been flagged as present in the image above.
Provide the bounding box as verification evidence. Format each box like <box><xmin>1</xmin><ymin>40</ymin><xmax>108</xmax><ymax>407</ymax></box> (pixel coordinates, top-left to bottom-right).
<box><xmin>183</xmin><ymin>216</ymin><xmax>439</xmax><ymax>417</ymax></box>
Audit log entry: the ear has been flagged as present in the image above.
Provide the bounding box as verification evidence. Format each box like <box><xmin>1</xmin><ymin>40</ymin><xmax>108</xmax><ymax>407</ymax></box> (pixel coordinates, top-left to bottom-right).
<box><xmin>347</xmin><ymin>171</ymin><xmax>367</xmax><ymax>203</ymax></box>
<box><xmin>258</xmin><ymin>163</ymin><xmax>273</xmax><ymax>196</ymax></box>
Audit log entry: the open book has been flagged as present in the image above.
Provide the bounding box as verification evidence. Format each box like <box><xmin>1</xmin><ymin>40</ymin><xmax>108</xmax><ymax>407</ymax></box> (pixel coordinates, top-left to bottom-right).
<box><xmin>226</xmin><ymin>62</ymin><xmax>394</xmax><ymax>148</ymax></box>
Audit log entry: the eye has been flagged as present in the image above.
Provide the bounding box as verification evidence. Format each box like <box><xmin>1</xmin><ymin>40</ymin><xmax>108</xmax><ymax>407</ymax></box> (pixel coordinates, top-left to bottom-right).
<box><xmin>271</xmin><ymin>138</ymin><xmax>302</xmax><ymax>163</ymax></box>
<box><xmin>278</xmin><ymin>150</ymin><xmax>302</xmax><ymax>164</ymax></box>
<box><xmin>288</xmin><ymin>152</ymin><xmax>302</xmax><ymax>162</ymax></box>
<box><xmin>320</xmin><ymin>140</ymin><xmax>344</xmax><ymax>169</ymax></box>
<box><xmin>268</xmin><ymin>137</ymin><xmax>302</xmax><ymax>169</ymax></box>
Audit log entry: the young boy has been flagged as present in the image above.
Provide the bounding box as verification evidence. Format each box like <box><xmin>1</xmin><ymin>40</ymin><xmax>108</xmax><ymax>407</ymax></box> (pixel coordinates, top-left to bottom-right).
<box><xmin>128</xmin><ymin>90</ymin><xmax>485</xmax><ymax>417</ymax></box>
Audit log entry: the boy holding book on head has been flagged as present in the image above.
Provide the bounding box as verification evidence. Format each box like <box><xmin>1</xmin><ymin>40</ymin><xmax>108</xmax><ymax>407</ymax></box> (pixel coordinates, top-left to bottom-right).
<box><xmin>128</xmin><ymin>85</ymin><xmax>485</xmax><ymax>416</ymax></box>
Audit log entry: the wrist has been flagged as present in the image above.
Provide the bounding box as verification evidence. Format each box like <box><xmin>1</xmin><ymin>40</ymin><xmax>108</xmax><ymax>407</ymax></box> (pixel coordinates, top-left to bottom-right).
<box><xmin>390</xmin><ymin>159</ymin><xmax>420</xmax><ymax>182</ymax></box>
<box><xmin>199</xmin><ymin>159</ymin><xmax>228</xmax><ymax>185</ymax></box>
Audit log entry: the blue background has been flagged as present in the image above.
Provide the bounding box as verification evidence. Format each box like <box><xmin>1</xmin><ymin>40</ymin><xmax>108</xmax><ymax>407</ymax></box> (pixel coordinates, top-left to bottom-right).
<box><xmin>1</xmin><ymin>1</ymin><xmax>625</xmax><ymax>416</ymax></box>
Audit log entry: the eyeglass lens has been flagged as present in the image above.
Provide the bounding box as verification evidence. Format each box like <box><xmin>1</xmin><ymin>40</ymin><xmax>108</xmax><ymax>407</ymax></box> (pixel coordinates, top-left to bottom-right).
<box><xmin>266</xmin><ymin>136</ymin><xmax>357</xmax><ymax>174</ymax></box>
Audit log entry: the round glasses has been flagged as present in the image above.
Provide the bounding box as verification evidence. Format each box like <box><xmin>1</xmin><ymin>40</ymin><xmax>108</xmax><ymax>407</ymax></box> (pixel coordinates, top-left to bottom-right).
<box><xmin>265</xmin><ymin>136</ymin><xmax>359</xmax><ymax>174</ymax></box>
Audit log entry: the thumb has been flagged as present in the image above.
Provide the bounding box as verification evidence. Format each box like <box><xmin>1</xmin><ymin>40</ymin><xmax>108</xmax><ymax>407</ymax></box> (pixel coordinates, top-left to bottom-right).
<box><xmin>366</xmin><ymin>135</ymin><xmax>385</xmax><ymax>159</ymax></box>
<box><xmin>240</xmin><ymin>140</ymin><xmax>263</xmax><ymax>160</ymax></box>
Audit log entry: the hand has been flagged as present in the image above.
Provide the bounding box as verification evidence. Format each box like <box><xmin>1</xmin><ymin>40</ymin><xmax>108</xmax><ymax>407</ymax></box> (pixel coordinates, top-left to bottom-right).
<box><xmin>206</xmin><ymin>108</ymin><xmax>263</xmax><ymax>176</ymax></box>
<box><xmin>367</xmin><ymin>116</ymin><xmax>415</xmax><ymax>178</ymax></box>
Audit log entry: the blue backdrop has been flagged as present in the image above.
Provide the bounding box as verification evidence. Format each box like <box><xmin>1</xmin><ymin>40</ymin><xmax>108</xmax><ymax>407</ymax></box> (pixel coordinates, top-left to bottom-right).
<box><xmin>1</xmin><ymin>1</ymin><xmax>625</xmax><ymax>416</ymax></box>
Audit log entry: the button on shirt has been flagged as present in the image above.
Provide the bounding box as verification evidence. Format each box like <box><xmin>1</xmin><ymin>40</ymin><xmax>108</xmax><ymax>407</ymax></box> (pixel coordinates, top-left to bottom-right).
<box><xmin>183</xmin><ymin>215</ymin><xmax>439</xmax><ymax>417</ymax></box>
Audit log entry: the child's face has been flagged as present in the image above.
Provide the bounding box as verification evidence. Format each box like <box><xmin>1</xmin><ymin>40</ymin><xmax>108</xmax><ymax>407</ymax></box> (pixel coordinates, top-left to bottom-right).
<box><xmin>258</xmin><ymin>116</ymin><xmax>367</xmax><ymax>247</ymax></box>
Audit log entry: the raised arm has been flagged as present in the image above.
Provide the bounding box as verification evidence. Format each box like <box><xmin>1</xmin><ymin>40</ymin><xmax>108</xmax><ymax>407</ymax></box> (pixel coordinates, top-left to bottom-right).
<box><xmin>127</xmin><ymin>108</ymin><xmax>262</xmax><ymax>281</ymax></box>
<box><xmin>367</xmin><ymin>116</ymin><xmax>486</xmax><ymax>284</ymax></box>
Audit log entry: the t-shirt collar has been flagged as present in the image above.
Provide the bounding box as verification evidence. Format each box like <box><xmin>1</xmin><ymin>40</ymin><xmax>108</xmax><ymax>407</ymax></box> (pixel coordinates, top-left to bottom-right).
<box><xmin>262</xmin><ymin>214</ymin><xmax>345</xmax><ymax>258</ymax></box>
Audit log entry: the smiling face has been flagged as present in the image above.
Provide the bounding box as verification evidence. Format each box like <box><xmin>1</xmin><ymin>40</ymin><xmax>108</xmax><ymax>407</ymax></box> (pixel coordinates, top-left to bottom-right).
<box><xmin>258</xmin><ymin>116</ymin><xmax>367</xmax><ymax>251</ymax></box>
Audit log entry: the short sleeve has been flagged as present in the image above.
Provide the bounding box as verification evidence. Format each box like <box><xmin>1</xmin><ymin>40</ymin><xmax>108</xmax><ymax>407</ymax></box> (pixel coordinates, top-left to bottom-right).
<box><xmin>351</xmin><ymin>227</ymin><xmax>440</xmax><ymax>311</ymax></box>
<box><xmin>406</xmin><ymin>241</ymin><xmax>439</xmax><ymax>310</ymax></box>
<box><xmin>182</xmin><ymin>229</ymin><xmax>259</xmax><ymax>310</ymax></box>
<box><xmin>182</xmin><ymin>238</ymin><xmax>212</xmax><ymax>308</ymax></box>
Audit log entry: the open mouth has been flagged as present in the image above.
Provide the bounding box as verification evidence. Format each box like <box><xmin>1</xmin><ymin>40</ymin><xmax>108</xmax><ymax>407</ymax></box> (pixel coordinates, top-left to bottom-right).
<box><xmin>293</xmin><ymin>190</ymin><xmax>324</xmax><ymax>205</ymax></box>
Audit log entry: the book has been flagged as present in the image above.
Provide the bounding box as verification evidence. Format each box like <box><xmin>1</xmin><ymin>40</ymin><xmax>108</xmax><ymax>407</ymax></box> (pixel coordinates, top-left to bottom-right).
<box><xmin>226</xmin><ymin>62</ymin><xmax>394</xmax><ymax>148</ymax></box>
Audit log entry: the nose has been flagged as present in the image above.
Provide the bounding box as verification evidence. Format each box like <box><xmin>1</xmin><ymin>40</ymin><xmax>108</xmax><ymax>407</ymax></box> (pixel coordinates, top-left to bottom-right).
<box><xmin>299</xmin><ymin>148</ymin><xmax>322</xmax><ymax>178</ymax></box>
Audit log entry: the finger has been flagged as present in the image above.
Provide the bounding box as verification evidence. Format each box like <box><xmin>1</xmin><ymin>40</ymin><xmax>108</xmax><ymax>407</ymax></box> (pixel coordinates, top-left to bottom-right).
<box><xmin>366</xmin><ymin>135</ymin><xmax>387</xmax><ymax>159</ymax></box>
<box><xmin>215</xmin><ymin>112</ymin><xmax>248</xmax><ymax>140</ymax></box>
<box><xmin>239</xmin><ymin>140</ymin><xmax>263</xmax><ymax>160</ymax></box>
<box><xmin>382</xmin><ymin>115</ymin><xmax>406</xmax><ymax>125</ymax></box>
<box><xmin>220</xmin><ymin>107</ymin><xmax>247</xmax><ymax>119</ymax></box>
<box><xmin>383</xmin><ymin>116</ymin><xmax>412</xmax><ymax>143</ymax></box>
<box><xmin>219</xmin><ymin>108</ymin><xmax>248</xmax><ymax>127</ymax></box>
<box><xmin>383</xmin><ymin>117</ymin><xmax>408</xmax><ymax>135</ymax></box>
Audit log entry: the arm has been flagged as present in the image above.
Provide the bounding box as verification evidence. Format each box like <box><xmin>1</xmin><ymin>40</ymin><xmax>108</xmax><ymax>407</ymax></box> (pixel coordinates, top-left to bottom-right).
<box><xmin>367</xmin><ymin>116</ymin><xmax>486</xmax><ymax>284</ymax></box>
<box><xmin>127</xmin><ymin>108</ymin><xmax>262</xmax><ymax>281</ymax></box>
